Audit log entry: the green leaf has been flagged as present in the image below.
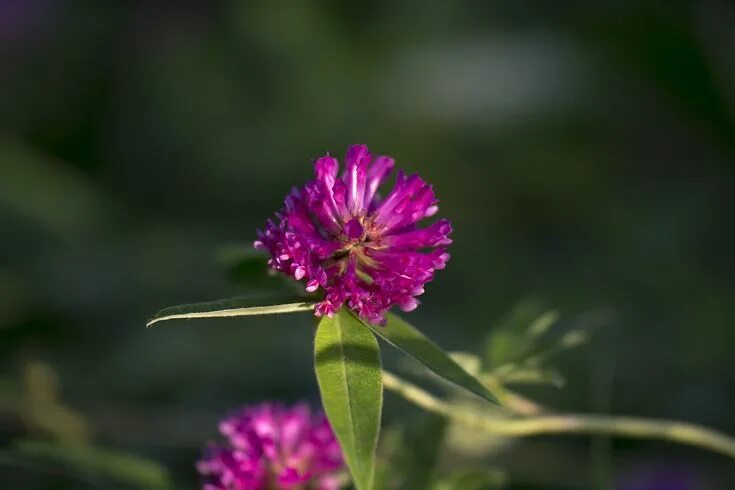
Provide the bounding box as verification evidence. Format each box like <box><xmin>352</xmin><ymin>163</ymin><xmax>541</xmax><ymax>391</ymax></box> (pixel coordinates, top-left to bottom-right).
<box><xmin>8</xmin><ymin>439</ymin><xmax>171</xmax><ymax>489</ymax></box>
<box><xmin>314</xmin><ymin>309</ymin><xmax>382</xmax><ymax>490</ymax></box>
<box><xmin>357</xmin><ymin>312</ymin><xmax>500</xmax><ymax>405</ymax></box>
<box><xmin>146</xmin><ymin>295</ymin><xmax>314</xmax><ymax>327</ymax></box>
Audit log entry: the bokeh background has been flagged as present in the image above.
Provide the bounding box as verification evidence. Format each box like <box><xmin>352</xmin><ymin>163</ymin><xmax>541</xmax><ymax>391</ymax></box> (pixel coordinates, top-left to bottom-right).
<box><xmin>1</xmin><ymin>1</ymin><xmax>734</xmax><ymax>488</ymax></box>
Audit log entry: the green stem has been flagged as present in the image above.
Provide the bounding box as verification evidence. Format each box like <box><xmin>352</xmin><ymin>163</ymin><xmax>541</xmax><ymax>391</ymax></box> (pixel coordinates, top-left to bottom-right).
<box><xmin>382</xmin><ymin>371</ymin><xmax>735</xmax><ymax>460</ymax></box>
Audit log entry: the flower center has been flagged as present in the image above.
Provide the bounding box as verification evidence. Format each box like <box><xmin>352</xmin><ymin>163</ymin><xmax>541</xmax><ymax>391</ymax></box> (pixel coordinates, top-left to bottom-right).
<box><xmin>324</xmin><ymin>218</ymin><xmax>381</xmax><ymax>283</ymax></box>
<box><xmin>343</xmin><ymin>217</ymin><xmax>364</xmax><ymax>241</ymax></box>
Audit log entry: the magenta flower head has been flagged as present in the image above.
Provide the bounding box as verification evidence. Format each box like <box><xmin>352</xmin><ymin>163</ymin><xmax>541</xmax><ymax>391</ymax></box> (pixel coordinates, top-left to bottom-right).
<box><xmin>197</xmin><ymin>402</ymin><xmax>344</xmax><ymax>490</ymax></box>
<box><xmin>255</xmin><ymin>144</ymin><xmax>452</xmax><ymax>325</ymax></box>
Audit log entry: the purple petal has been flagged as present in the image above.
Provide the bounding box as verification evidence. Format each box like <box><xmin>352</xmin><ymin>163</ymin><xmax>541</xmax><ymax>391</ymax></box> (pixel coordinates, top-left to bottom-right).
<box><xmin>364</xmin><ymin>155</ymin><xmax>395</xmax><ymax>206</ymax></box>
<box><xmin>343</xmin><ymin>144</ymin><xmax>370</xmax><ymax>215</ymax></box>
<box><xmin>380</xmin><ymin>219</ymin><xmax>453</xmax><ymax>249</ymax></box>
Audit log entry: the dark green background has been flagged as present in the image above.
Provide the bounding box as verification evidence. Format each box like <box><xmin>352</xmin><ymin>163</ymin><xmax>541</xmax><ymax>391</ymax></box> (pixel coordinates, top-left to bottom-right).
<box><xmin>1</xmin><ymin>1</ymin><xmax>734</xmax><ymax>488</ymax></box>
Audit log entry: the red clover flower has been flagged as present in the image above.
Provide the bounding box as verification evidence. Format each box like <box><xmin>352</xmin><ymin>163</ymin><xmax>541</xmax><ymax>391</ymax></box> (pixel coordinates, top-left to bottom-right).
<box><xmin>255</xmin><ymin>145</ymin><xmax>452</xmax><ymax>325</ymax></box>
<box><xmin>197</xmin><ymin>403</ymin><xmax>344</xmax><ymax>490</ymax></box>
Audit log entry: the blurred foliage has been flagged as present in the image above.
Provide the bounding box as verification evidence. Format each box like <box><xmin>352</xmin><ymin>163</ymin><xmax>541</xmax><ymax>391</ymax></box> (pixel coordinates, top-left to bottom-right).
<box><xmin>374</xmin><ymin>414</ymin><xmax>448</xmax><ymax>490</ymax></box>
<box><xmin>485</xmin><ymin>300</ymin><xmax>610</xmax><ymax>390</ymax></box>
<box><xmin>5</xmin><ymin>440</ymin><xmax>171</xmax><ymax>489</ymax></box>
<box><xmin>1</xmin><ymin>0</ymin><xmax>734</xmax><ymax>488</ymax></box>
<box><xmin>433</xmin><ymin>470</ymin><xmax>507</xmax><ymax>490</ymax></box>
<box><xmin>0</xmin><ymin>360</ymin><xmax>172</xmax><ymax>489</ymax></box>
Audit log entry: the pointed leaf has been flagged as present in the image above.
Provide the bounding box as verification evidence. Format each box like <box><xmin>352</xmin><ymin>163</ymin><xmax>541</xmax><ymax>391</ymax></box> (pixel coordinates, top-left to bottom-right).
<box><xmin>314</xmin><ymin>309</ymin><xmax>382</xmax><ymax>490</ymax></box>
<box><xmin>147</xmin><ymin>295</ymin><xmax>314</xmax><ymax>327</ymax></box>
<box><xmin>357</xmin><ymin>312</ymin><xmax>500</xmax><ymax>405</ymax></box>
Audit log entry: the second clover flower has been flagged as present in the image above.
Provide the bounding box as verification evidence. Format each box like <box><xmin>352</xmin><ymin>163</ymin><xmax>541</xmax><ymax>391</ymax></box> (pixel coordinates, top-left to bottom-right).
<box><xmin>255</xmin><ymin>145</ymin><xmax>452</xmax><ymax>325</ymax></box>
<box><xmin>198</xmin><ymin>403</ymin><xmax>343</xmax><ymax>490</ymax></box>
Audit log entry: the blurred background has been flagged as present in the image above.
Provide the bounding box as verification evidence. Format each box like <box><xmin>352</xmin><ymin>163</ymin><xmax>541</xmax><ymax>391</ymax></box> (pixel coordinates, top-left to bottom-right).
<box><xmin>1</xmin><ymin>1</ymin><xmax>734</xmax><ymax>488</ymax></box>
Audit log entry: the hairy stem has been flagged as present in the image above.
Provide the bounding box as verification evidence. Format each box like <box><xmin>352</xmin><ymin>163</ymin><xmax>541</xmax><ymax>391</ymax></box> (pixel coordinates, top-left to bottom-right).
<box><xmin>382</xmin><ymin>371</ymin><xmax>735</xmax><ymax>460</ymax></box>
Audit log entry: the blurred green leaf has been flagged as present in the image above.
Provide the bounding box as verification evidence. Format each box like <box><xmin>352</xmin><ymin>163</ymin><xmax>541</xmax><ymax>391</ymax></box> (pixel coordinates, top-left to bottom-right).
<box><xmin>393</xmin><ymin>413</ymin><xmax>448</xmax><ymax>490</ymax></box>
<box><xmin>433</xmin><ymin>469</ymin><xmax>506</xmax><ymax>490</ymax></box>
<box><xmin>484</xmin><ymin>300</ymin><xmax>553</xmax><ymax>368</ymax></box>
<box><xmin>527</xmin><ymin>310</ymin><xmax>560</xmax><ymax>338</ymax></box>
<box><xmin>500</xmin><ymin>324</ymin><xmax>594</xmax><ymax>375</ymax></box>
<box><xmin>448</xmin><ymin>352</ymin><xmax>482</xmax><ymax>377</ymax></box>
<box><xmin>371</xmin><ymin>427</ymin><xmax>402</xmax><ymax>490</ymax></box>
<box><xmin>490</xmin><ymin>367</ymin><xmax>566</xmax><ymax>388</ymax></box>
<box><xmin>359</xmin><ymin>312</ymin><xmax>500</xmax><ymax>405</ymax></box>
<box><xmin>485</xmin><ymin>303</ymin><xmax>601</xmax><ymax>389</ymax></box>
<box><xmin>21</xmin><ymin>361</ymin><xmax>91</xmax><ymax>445</ymax></box>
<box><xmin>8</xmin><ymin>440</ymin><xmax>171</xmax><ymax>489</ymax></box>
<box><xmin>146</xmin><ymin>295</ymin><xmax>314</xmax><ymax>327</ymax></box>
<box><xmin>314</xmin><ymin>309</ymin><xmax>382</xmax><ymax>490</ymax></box>
<box><xmin>521</xmin><ymin>328</ymin><xmax>591</xmax><ymax>368</ymax></box>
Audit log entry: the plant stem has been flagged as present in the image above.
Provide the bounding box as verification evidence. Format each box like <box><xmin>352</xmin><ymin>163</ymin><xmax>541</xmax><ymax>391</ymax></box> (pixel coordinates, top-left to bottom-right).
<box><xmin>382</xmin><ymin>371</ymin><xmax>735</xmax><ymax>460</ymax></box>
<box><xmin>480</xmin><ymin>374</ymin><xmax>545</xmax><ymax>416</ymax></box>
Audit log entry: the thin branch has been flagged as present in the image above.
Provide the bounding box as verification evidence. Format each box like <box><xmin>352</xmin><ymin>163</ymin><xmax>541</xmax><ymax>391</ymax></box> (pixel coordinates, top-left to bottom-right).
<box><xmin>382</xmin><ymin>371</ymin><xmax>735</xmax><ymax>460</ymax></box>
